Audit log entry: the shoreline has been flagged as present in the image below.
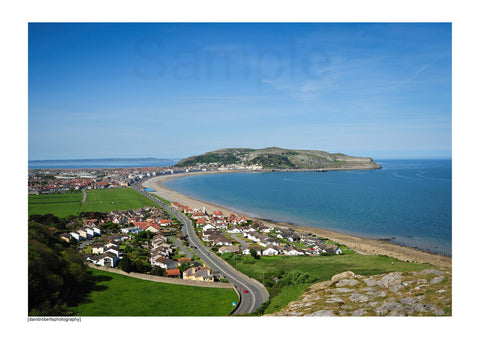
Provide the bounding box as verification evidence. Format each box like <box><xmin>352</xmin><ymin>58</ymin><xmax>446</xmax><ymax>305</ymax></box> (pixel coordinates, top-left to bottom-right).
<box><xmin>143</xmin><ymin>172</ymin><xmax>452</xmax><ymax>268</ymax></box>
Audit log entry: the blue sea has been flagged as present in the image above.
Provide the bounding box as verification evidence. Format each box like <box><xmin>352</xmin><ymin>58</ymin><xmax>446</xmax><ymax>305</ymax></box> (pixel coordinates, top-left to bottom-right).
<box><xmin>28</xmin><ymin>158</ymin><xmax>178</xmax><ymax>169</ymax></box>
<box><xmin>164</xmin><ymin>160</ymin><xmax>452</xmax><ymax>256</ymax></box>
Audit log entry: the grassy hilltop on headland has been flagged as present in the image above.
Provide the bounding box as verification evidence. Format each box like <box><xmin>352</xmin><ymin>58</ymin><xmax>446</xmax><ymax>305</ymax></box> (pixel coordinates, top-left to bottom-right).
<box><xmin>174</xmin><ymin>147</ymin><xmax>381</xmax><ymax>170</ymax></box>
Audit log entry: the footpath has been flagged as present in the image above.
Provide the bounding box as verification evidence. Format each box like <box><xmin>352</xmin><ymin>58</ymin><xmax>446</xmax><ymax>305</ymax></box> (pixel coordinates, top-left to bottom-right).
<box><xmin>87</xmin><ymin>263</ymin><xmax>234</xmax><ymax>289</ymax></box>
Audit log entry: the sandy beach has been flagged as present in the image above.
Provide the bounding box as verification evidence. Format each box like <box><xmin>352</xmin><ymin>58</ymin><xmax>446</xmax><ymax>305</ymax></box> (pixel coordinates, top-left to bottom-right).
<box><xmin>143</xmin><ymin>172</ymin><xmax>452</xmax><ymax>268</ymax></box>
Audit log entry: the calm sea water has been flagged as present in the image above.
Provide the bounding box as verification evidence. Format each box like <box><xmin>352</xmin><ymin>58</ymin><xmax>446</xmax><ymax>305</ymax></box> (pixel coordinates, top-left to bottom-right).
<box><xmin>165</xmin><ymin>160</ymin><xmax>452</xmax><ymax>256</ymax></box>
<box><xmin>28</xmin><ymin>158</ymin><xmax>178</xmax><ymax>169</ymax></box>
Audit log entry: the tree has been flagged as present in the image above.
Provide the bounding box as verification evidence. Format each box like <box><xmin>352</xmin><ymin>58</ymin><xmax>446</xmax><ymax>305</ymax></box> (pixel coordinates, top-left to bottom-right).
<box><xmin>119</xmin><ymin>256</ymin><xmax>133</xmax><ymax>273</ymax></box>
<box><xmin>151</xmin><ymin>266</ymin><xmax>166</xmax><ymax>276</ymax></box>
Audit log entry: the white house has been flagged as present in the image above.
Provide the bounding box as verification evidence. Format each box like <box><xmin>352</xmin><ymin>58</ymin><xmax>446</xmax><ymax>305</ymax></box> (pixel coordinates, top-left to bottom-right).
<box><xmin>69</xmin><ymin>231</ymin><xmax>82</xmax><ymax>241</ymax></box>
<box><xmin>243</xmin><ymin>246</ymin><xmax>262</xmax><ymax>256</ymax></box>
<box><xmin>151</xmin><ymin>257</ymin><xmax>178</xmax><ymax>270</ymax></box>
<box><xmin>202</xmin><ymin>224</ymin><xmax>216</xmax><ymax>232</ymax></box>
<box><xmin>227</xmin><ymin>226</ymin><xmax>243</xmax><ymax>233</ymax></box>
<box><xmin>262</xmin><ymin>245</ymin><xmax>280</xmax><ymax>256</ymax></box>
<box><xmin>283</xmin><ymin>245</ymin><xmax>304</xmax><ymax>256</ymax></box>
<box><xmin>85</xmin><ymin>228</ymin><xmax>95</xmax><ymax>239</ymax></box>
<box><xmin>97</xmin><ymin>252</ymin><xmax>119</xmax><ymax>267</ymax></box>
<box><xmin>92</xmin><ymin>226</ymin><xmax>102</xmax><ymax>236</ymax></box>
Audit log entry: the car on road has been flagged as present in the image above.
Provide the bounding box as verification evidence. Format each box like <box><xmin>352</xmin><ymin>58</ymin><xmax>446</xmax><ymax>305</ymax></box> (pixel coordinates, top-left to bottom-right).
<box><xmin>243</xmin><ymin>289</ymin><xmax>249</xmax><ymax>294</ymax></box>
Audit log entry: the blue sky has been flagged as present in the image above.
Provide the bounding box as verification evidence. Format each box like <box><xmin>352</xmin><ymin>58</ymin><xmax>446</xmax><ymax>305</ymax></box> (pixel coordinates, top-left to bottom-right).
<box><xmin>28</xmin><ymin>23</ymin><xmax>451</xmax><ymax>160</ymax></box>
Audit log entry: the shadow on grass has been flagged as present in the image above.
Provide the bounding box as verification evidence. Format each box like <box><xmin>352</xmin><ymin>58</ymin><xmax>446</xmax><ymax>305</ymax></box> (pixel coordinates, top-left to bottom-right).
<box><xmin>67</xmin><ymin>272</ymin><xmax>113</xmax><ymax>308</ymax></box>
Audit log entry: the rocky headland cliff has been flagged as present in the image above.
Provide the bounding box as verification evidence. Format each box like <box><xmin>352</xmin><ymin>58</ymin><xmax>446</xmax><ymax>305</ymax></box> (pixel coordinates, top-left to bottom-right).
<box><xmin>175</xmin><ymin>147</ymin><xmax>381</xmax><ymax>170</ymax></box>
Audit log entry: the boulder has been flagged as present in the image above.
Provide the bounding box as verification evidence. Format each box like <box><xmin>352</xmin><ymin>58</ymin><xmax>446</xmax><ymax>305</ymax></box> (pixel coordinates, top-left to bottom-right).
<box><xmin>331</xmin><ymin>271</ymin><xmax>355</xmax><ymax>283</ymax></box>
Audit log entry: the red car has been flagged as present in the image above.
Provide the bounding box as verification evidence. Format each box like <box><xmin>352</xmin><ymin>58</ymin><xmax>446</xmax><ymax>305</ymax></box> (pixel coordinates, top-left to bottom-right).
<box><xmin>243</xmin><ymin>289</ymin><xmax>248</xmax><ymax>294</ymax></box>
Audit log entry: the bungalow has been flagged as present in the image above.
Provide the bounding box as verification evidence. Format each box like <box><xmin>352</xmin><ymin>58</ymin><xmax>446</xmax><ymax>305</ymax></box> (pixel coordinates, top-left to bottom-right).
<box><xmin>317</xmin><ymin>243</ymin><xmax>343</xmax><ymax>255</ymax></box>
<box><xmin>159</xmin><ymin>219</ymin><xmax>172</xmax><ymax>227</ymax></box>
<box><xmin>283</xmin><ymin>245</ymin><xmax>304</xmax><ymax>256</ymax></box>
<box><xmin>166</xmin><ymin>269</ymin><xmax>181</xmax><ymax>278</ymax></box>
<box><xmin>242</xmin><ymin>246</ymin><xmax>263</xmax><ymax>256</ymax></box>
<box><xmin>202</xmin><ymin>224</ymin><xmax>216</xmax><ymax>232</ymax></box>
<box><xmin>258</xmin><ymin>225</ymin><xmax>275</xmax><ymax>233</ymax></box>
<box><xmin>262</xmin><ymin>245</ymin><xmax>281</xmax><ymax>256</ymax></box>
<box><xmin>247</xmin><ymin>232</ymin><xmax>263</xmax><ymax>243</ymax></box>
<box><xmin>226</xmin><ymin>226</ymin><xmax>243</xmax><ymax>233</ymax></box>
<box><xmin>210</xmin><ymin>235</ymin><xmax>233</xmax><ymax>246</ymax></box>
<box><xmin>218</xmin><ymin>245</ymin><xmax>240</xmax><ymax>254</ymax></box>
<box><xmin>258</xmin><ymin>236</ymin><xmax>280</xmax><ymax>247</ymax></box>
<box><xmin>304</xmin><ymin>248</ymin><xmax>320</xmax><ymax>256</ymax></box>
<box><xmin>286</xmin><ymin>234</ymin><xmax>301</xmax><ymax>243</ymax></box>
<box><xmin>151</xmin><ymin>257</ymin><xmax>178</xmax><ymax>270</ymax></box>
<box><xmin>242</xmin><ymin>225</ymin><xmax>256</xmax><ymax>233</ymax></box>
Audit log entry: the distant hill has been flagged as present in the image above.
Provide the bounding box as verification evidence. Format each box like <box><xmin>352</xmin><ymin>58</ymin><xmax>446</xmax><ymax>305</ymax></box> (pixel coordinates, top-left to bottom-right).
<box><xmin>174</xmin><ymin>147</ymin><xmax>381</xmax><ymax>170</ymax></box>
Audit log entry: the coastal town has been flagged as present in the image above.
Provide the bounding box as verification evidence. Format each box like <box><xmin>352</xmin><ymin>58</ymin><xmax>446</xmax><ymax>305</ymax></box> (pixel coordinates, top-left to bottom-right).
<box><xmin>60</xmin><ymin>198</ymin><xmax>343</xmax><ymax>282</ymax></box>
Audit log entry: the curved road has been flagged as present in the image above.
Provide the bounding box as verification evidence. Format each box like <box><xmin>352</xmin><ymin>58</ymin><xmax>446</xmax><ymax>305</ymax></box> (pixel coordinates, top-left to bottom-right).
<box><xmin>132</xmin><ymin>179</ymin><xmax>269</xmax><ymax>315</ymax></box>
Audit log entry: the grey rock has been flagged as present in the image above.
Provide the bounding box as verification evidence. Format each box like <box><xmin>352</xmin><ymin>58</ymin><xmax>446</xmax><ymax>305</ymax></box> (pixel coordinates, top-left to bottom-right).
<box><xmin>336</xmin><ymin>279</ymin><xmax>359</xmax><ymax>287</ymax></box>
<box><xmin>375</xmin><ymin>302</ymin><xmax>403</xmax><ymax>316</ymax></box>
<box><xmin>351</xmin><ymin>308</ymin><xmax>367</xmax><ymax>316</ymax></box>
<box><xmin>421</xmin><ymin>269</ymin><xmax>444</xmax><ymax>276</ymax></box>
<box><xmin>306</xmin><ymin>310</ymin><xmax>336</xmax><ymax>317</ymax></box>
<box><xmin>380</xmin><ymin>272</ymin><xmax>404</xmax><ymax>293</ymax></box>
<box><xmin>400</xmin><ymin>297</ymin><xmax>416</xmax><ymax>305</ymax></box>
<box><xmin>330</xmin><ymin>288</ymin><xmax>355</xmax><ymax>293</ymax></box>
<box><xmin>430</xmin><ymin>276</ymin><xmax>445</xmax><ymax>285</ymax></box>
<box><xmin>414</xmin><ymin>303</ymin><xmax>438</xmax><ymax>313</ymax></box>
<box><xmin>326</xmin><ymin>297</ymin><xmax>344</xmax><ymax>303</ymax></box>
<box><xmin>349</xmin><ymin>294</ymin><xmax>370</xmax><ymax>303</ymax></box>
<box><xmin>363</xmin><ymin>277</ymin><xmax>381</xmax><ymax>287</ymax></box>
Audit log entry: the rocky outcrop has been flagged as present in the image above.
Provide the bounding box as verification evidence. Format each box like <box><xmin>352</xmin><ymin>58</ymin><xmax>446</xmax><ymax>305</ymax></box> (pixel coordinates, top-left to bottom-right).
<box><xmin>267</xmin><ymin>268</ymin><xmax>451</xmax><ymax>316</ymax></box>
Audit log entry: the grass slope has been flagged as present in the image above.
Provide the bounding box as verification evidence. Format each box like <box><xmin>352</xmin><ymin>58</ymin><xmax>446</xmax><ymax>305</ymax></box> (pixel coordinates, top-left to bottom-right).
<box><xmin>28</xmin><ymin>188</ymin><xmax>158</xmax><ymax>217</ymax></box>
<box><xmin>71</xmin><ymin>268</ymin><xmax>238</xmax><ymax>316</ymax></box>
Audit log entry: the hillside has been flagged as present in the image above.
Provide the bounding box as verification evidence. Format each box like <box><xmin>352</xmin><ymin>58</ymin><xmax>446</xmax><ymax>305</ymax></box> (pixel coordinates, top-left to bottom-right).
<box><xmin>174</xmin><ymin>147</ymin><xmax>381</xmax><ymax>170</ymax></box>
<box><xmin>266</xmin><ymin>268</ymin><xmax>452</xmax><ymax>316</ymax></box>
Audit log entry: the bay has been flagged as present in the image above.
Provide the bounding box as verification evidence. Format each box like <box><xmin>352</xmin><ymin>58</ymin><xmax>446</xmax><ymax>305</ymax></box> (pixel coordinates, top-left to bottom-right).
<box><xmin>164</xmin><ymin>160</ymin><xmax>452</xmax><ymax>256</ymax></box>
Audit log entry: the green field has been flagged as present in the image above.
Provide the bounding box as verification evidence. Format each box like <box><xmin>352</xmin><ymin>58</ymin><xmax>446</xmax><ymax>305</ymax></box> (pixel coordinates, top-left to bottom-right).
<box><xmin>71</xmin><ymin>268</ymin><xmax>238</xmax><ymax>316</ymax></box>
<box><xmin>222</xmin><ymin>253</ymin><xmax>433</xmax><ymax>314</ymax></box>
<box><xmin>80</xmin><ymin>188</ymin><xmax>158</xmax><ymax>213</ymax></box>
<box><xmin>28</xmin><ymin>188</ymin><xmax>158</xmax><ymax>217</ymax></box>
<box><xmin>28</xmin><ymin>192</ymin><xmax>84</xmax><ymax>217</ymax></box>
